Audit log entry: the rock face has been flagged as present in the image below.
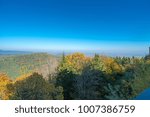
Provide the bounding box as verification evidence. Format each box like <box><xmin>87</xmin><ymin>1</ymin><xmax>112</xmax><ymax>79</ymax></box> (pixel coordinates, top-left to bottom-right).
<box><xmin>36</xmin><ymin>57</ymin><xmax>59</xmax><ymax>79</ymax></box>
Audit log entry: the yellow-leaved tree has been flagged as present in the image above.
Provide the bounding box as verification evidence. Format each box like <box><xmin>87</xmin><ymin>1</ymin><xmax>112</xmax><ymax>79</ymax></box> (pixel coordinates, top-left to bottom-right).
<box><xmin>99</xmin><ymin>56</ymin><xmax>122</xmax><ymax>74</ymax></box>
<box><xmin>59</xmin><ymin>53</ymin><xmax>91</xmax><ymax>74</ymax></box>
<box><xmin>0</xmin><ymin>73</ymin><xmax>12</xmax><ymax>100</ymax></box>
<box><xmin>57</xmin><ymin>53</ymin><xmax>91</xmax><ymax>99</ymax></box>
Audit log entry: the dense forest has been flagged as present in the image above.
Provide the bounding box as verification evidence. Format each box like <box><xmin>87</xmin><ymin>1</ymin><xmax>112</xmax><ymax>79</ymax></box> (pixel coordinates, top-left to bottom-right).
<box><xmin>0</xmin><ymin>53</ymin><xmax>150</xmax><ymax>100</ymax></box>
<box><xmin>0</xmin><ymin>53</ymin><xmax>59</xmax><ymax>79</ymax></box>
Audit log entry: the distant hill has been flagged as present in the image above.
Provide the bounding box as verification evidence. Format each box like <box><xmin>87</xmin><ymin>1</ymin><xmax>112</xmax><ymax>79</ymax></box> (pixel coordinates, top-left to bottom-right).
<box><xmin>0</xmin><ymin>50</ymin><xmax>32</xmax><ymax>55</ymax></box>
<box><xmin>0</xmin><ymin>53</ymin><xmax>60</xmax><ymax>79</ymax></box>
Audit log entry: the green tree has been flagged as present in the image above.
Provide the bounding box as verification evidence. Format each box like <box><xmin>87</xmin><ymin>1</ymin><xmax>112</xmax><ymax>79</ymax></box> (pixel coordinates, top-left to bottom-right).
<box><xmin>132</xmin><ymin>62</ymin><xmax>150</xmax><ymax>97</ymax></box>
<box><xmin>56</xmin><ymin>53</ymin><xmax>90</xmax><ymax>99</ymax></box>
<box><xmin>74</xmin><ymin>66</ymin><xmax>108</xmax><ymax>100</ymax></box>
<box><xmin>9</xmin><ymin>73</ymin><xmax>63</xmax><ymax>100</ymax></box>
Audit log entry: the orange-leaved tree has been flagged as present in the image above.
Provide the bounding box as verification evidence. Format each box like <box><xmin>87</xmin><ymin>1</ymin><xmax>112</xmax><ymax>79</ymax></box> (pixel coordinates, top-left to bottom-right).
<box><xmin>0</xmin><ymin>73</ymin><xmax>12</xmax><ymax>100</ymax></box>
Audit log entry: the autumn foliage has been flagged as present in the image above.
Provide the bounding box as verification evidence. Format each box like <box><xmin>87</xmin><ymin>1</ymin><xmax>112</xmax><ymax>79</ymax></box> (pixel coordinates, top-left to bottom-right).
<box><xmin>0</xmin><ymin>73</ymin><xmax>12</xmax><ymax>99</ymax></box>
<box><xmin>59</xmin><ymin>53</ymin><xmax>91</xmax><ymax>74</ymax></box>
<box><xmin>0</xmin><ymin>53</ymin><xmax>150</xmax><ymax>100</ymax></box>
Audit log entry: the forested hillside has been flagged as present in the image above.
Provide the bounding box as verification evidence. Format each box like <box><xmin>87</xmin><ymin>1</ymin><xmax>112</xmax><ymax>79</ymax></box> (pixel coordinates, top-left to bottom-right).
<box><xmin>0</xmin><ymin>53</ymin><xmax>59</xmax><ymax>79</ymax></box>
<box><xmin>0</xmin><ymin>53</ymin><xmax>150</xmax><ymax>100</ymax></box>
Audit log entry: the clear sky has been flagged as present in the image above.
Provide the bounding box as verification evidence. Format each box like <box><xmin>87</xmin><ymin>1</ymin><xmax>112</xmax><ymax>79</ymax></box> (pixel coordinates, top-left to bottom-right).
<box><xmin>0</xmin><ymin>0</ymin><xmax>150</xmax><ymax>55</ymax></box>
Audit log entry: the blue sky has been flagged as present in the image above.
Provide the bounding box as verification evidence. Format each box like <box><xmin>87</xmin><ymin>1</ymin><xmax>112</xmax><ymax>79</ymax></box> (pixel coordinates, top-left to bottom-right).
<box><xmin>0</xmin><ymin>0</ymin><xmax>150</xmax><ymax>55</ymax></box>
